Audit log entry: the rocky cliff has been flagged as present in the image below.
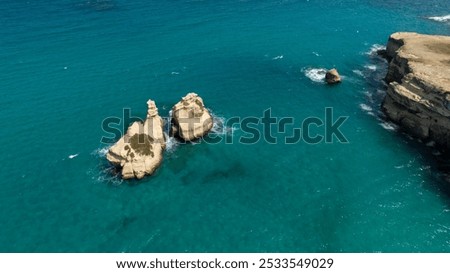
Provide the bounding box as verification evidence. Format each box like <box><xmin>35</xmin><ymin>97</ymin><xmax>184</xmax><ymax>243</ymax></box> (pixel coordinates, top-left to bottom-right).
<box><xmin>382</xmin><ymin>32</ymin><xmax>450</xmax><ymax>148</ymax></box>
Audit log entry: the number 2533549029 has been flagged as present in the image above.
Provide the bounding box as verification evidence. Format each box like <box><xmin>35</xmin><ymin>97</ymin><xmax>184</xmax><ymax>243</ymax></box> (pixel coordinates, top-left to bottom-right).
<box><xmin>258</xmin><ymin>258</ymin><xmax>333</xmax><ymax>269</ymax></box>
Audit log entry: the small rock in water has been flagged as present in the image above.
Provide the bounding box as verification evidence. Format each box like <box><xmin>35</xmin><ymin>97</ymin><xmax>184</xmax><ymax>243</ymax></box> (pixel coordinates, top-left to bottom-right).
<box><xmin>325</xmin><ymin>68</ymin><xmax>342</xmax><ymax>84</ymax></box>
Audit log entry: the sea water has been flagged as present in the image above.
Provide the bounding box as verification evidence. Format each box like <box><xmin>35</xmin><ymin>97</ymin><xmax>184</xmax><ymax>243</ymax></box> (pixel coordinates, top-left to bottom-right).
<box><xmin>0</xmin><ymin>0</ymin><xmax>450</xmax><ymax>252</ymax></box>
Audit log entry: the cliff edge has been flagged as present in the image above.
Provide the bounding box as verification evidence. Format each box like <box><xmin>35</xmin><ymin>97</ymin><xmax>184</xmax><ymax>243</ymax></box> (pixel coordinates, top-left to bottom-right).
<box><xmin>382</xmin><ymin>32</ymin><xmax>450</xmax><ymax>148</ymax></box>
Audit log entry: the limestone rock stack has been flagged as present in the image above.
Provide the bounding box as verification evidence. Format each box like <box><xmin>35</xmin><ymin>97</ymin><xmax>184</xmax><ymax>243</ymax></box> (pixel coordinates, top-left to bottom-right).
<box><xmin>106</xmin><ymin>100</ymin><xmax>166</xmax><ymax>179</ymax></box>
<box><xmin>170</xmin><ymin>93</ymin><xmax>213</xmax><ymax>141</ymax></box>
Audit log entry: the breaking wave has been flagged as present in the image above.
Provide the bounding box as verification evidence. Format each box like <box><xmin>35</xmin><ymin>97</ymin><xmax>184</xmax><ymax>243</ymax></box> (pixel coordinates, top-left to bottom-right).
<box><xmin>303</xmin><ymin>67</ymin><xmax>327</xmax><ymax>83</ymax></box>
<box><xmin>366</xmin><ymin>44</ymin><xmax>385</xmax><ymax>56</ymax></box>
<box><xmin>89</xmin><ymin>145</ymin><xmax>122</xmax><ymax>184</ymax></box>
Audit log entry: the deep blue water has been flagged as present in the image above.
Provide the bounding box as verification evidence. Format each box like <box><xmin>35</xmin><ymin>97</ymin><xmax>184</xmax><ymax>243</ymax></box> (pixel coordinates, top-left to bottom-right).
<box><xmin>1</xmin><ymin>0</ymin><xmax>450</xmax><ymax>252</ymax></box>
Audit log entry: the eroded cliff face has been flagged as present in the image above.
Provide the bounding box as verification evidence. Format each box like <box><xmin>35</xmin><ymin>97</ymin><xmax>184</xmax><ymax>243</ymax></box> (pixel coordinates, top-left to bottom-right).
<box><xmin>382</xmin><ymin>32</ymin><xmax>450</xmax><ymax>148</ymax></box>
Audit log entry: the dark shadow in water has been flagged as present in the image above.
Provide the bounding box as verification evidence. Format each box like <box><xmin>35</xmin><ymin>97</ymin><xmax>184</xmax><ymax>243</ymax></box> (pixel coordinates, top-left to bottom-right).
<box><xmin>201</xmin><ymin>161</ymin><xmax>247</xmax><ymax>184</ymax></box>
<box><xmin>399</xmin><ymin>138</ymin><xmax>450</xmax><ymax>201</ymax></box>
<box><xmin>178</xmin><ymin>161</ymin><xmax>247</xmax><ymax>185</ymax></box>
<box><xmin>428</xmin><ymin>153</ymin><xmax>450</xmax><ymax>198</ymax></box>
<box><xmin>175</xmin><ymin>157</ymin><xmax>246</xmax><ymax>185</ymax></box>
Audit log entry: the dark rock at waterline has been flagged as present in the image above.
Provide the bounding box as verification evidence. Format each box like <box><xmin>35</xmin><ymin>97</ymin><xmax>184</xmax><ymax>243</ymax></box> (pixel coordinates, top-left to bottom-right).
<box><xmin>376</xmin><ymin>49</ymin><xmax>390</xmax><ymax>60</ymax></box>
<box><xmin>325</xmin><ymin>69</ymin><xmax>342</xmax><ymax>84</ymax></box>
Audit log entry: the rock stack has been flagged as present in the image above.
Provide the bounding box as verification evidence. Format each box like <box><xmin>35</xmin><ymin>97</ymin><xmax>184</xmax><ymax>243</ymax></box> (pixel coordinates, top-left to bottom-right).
<box><xmin>106</xmin><ymin>100</ymin><xmax>166</xmax><ymax>179</ymax></box>
<box><xmin>106</xmin><ymin>93</ymin><xmax>214</xmax><ymax>180</ymax></box>
<box><xmin>170</xmin><ymin>93</ymin><xmax>213</xmax><ymax>141</ymax></box>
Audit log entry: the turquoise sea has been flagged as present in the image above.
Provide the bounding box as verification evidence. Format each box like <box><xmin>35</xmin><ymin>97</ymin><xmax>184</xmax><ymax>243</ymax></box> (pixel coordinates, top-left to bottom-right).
<box><xmin>1</xmin><ymin>0</ymin><xmax>450</xmax><ymax>252</ymax></box>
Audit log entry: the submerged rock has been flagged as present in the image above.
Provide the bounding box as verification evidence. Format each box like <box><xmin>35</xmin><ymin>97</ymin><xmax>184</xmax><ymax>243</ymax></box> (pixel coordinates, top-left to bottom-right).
<box><xmin>106</xmin><ymin>100</ymin><xmax>165</xmax><ymax>179</ymax></box>
<box><xmin>171</xmin><ymin>93</ymin><xmax>213</xmax><ymax>141</ymax></box>
<box><xmin>325</xmin><ymin>69</ymin><xmax>342</xmax><ymax>84</ymax></box>
<box><xmin>381</xmin><ymin>32</ymin><xmax>450</xmax><ymax>148</ymax></box>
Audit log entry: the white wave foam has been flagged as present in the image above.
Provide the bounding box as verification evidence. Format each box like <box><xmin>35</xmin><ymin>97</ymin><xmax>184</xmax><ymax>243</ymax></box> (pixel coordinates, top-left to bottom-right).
<box><xmin>366</xmin><ymin>44</ymin><xmax>385</xmax><ymax>56</ymax></box>
<box><xmin>364</xmin><ymin>91</ymin><xmax>375</xmax><ymax>102</ymax></box>
<box><xmin>272</xmin><ymin>55</ymin><xmax>284</xmax><ymax>60</ymax></box>
<box><xmin>428</xmin><ymin>15</ymin><xmax>450</xmax><ymax>22</ymax></box>
<box><xmin>164</xmin><ymin>109</ymin><xmax>180</xmax><ymax>153</ymax></box>
<box><xmin>91</xmin><ymin>146</ymin><xmax>110</xmax><ymax>158</ymax></box>
<box><xmin>364</xmin><ymin>64</ymin><xmax>377</xmax><ymax>71</ymax></box>
<box><xmin>164</xmin><ymin>133</ymin><xmax>179</xmax><ymax>153</ymax></box>
<box><xmin>359</xmin><ymin>103</ymin><xmax>373</xmax><ymax>112</ymax></box>
<box><xmin>209</xmin><ymin>111</ymin><xmax>235</xmax><ymax>136</ymax></box>
<box><xmin>68</xmin><ymin>153</ymin><xmax>79</xmax><ymax>159</ymax></box>
<box><xmin>353</xmin><ymin>70</ymin><xmax>364</xmax><ymax>77</ymax></box>
<box><xmin>379</xmin><ymin>121</ymin><xmax>398</xmax><ymax>131</ymax></box>
<box><xmin>171</xmin><ymin>71</ymin><xmax>180</xmax><ymax>75</ymax></box>
<box><xmin>359</xmin><ymin>103</ymin><xmax>375</xmax><ymax>116</ymax></box>
<box><xmin>303</xmin><ymin>68</ymin><xmax>327</xmax><ymax>83</ymax></box>
<box><xmin>88</xmin><ymin>146</ymin><xmax>122</xmax><ymax>184</ymax></box>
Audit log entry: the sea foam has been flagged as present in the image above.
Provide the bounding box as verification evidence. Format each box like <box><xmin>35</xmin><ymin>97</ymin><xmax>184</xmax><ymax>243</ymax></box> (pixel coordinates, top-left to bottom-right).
<box><xmin>353</xmin><ymin>69</ymin><xmax>365</xmax><ymax>77</ymax></box>
<box><xmin>303</xmin><ymin>68</ymin><xmax>327</xmax><ymax>83</ymax></box>
<box><xmin>428</xmin><ymin>15</ymin><xmax>450</xmax><ymax>22</ymax></box>
<box><xmin>364</xmin><ymin>64</ymin><xmax>377</xmax><ymax>71</ymax></box>
<box><xmin>92</xmin><ymin>146</ymin><xmax>110</xmax><ymax>157</ymax></box>
<box><xmin>359</xmin><ymin>103</ymin><xmax>373</xmax><ymax>112</ymax></box>
<box><xmin>366</xmin><ymin>44</ymin><xmax>385</xmax><ymax>56</ymax></box>
<box><xmin>68</xmin><ymin>154</ymin><xmax>79</xmax><ymax>159</ymax></box>
<box><xmin>379</xmin><ymin>121</ymin><xmax>398</xmax><ymax>131</ymax></box>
